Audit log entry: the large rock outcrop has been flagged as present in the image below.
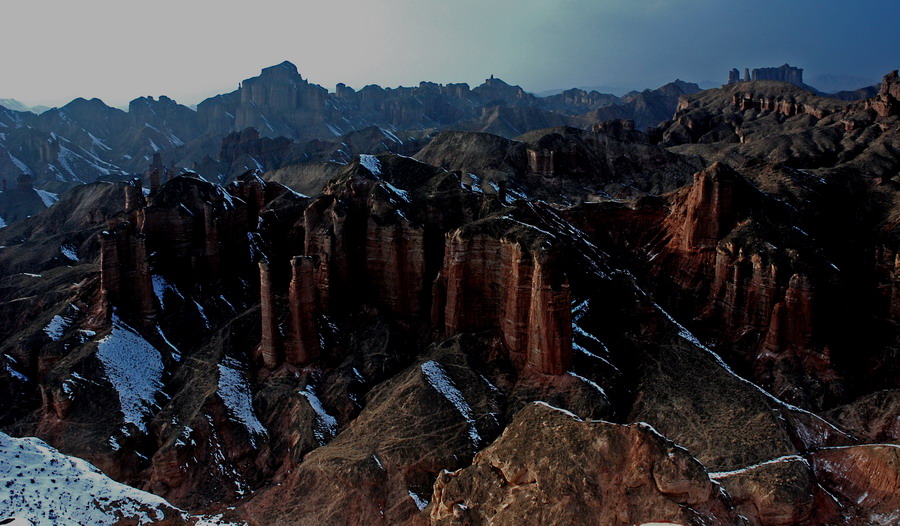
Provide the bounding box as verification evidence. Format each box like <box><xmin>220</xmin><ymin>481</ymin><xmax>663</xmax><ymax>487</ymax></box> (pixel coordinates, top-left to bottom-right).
<box><xmin>433</xmin><ymin>217</ymin><xmax>572</xmax><ymax>375</ymax></box>
<box><xmin>429</xmin><ymin>402</ymin><xmax>740</xmax><ymax>526</ymax></box>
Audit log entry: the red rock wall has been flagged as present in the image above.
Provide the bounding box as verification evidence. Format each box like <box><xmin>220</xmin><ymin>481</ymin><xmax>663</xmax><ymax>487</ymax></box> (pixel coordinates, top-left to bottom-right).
<box><xmin>285</xmin><ymin>256</ymin><xmax>320</xmax><ymax>366</ymax></box>
<box><xmin>525</xmin><ymin>254</ymin><xmax>572</xmax><ymax>375</ymax></box>
<box><xmin>364</xmin><ymin>216</ymin><xmax>426</xmax><ymax>320</ymax></box>
<box><xmin>682</xmin><ymin>163</ymin><xmax>740</xmax><ymax>250</ymax></box>
<box><xmin>303</xmin><ymin>196</ymin><xmax>344</xmax><ymax>311</ymax></box>
<box><xmin>99</xmin><ymin>219</ymin><xmax>156</xmax><ymax>329</ymax></box>
<box><xmin>437</xmin><ymin>230</ymin><xmax>572</xmax><ymax>375</ymax></box>
<box><xmin>258</xmin><ymin>260</ymin><xmax>280</xmax><ymax>368</ymax></box>
<box><xmin>866</xmin><ymin>70</ymin><xmax>900</xmax><ymax>117</ymax></box>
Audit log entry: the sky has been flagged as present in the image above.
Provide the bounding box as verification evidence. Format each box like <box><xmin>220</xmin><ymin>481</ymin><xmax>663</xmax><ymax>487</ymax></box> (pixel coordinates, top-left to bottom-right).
<box><xmin>2</xmin><ymin>0</ymin><xmax>898</xmax><ymax>108</ymax></box>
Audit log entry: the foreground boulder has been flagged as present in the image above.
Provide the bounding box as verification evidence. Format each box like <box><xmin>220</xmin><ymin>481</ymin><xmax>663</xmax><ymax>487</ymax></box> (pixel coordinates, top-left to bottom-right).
<box><xmin>429</xmin><ymin>401</ymin><xmax>741</xmax><ymax>526</ymax></box>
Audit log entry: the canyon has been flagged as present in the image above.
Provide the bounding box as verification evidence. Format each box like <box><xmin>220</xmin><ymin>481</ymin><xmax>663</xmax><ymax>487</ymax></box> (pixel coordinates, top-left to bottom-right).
<box><xmin>0</xmin><ymin>68</ymin><xmax>898</xmax><ymax>525</ymax></box>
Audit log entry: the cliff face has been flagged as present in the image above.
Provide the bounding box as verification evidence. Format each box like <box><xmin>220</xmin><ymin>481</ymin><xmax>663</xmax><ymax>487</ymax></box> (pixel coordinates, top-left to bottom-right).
<box><xmin>285</xmin><ymin>256</ymin><xmax>320</xmax><ymax>366</ymax></box>
<box><xmin>866</xmin><ymin>69</ymin><xmax>900</xmax><ymax>117</ymax></box>
<box><xmin>435</xmin><ymin>222</ymin><xmax>572</xmax><ymax>375</ymax></box>
<box><xmin>99</xmin><ymin>217</ymin><xmax>156</xmax><ymax>329</ymax></box>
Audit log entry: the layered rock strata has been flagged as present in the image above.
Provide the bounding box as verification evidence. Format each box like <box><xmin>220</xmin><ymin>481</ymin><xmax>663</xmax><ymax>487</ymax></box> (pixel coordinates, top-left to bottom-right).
<box><xmin>434</xmin><ymin>219</ymin><xmax>572</xmax><ymax>375</ymax></box>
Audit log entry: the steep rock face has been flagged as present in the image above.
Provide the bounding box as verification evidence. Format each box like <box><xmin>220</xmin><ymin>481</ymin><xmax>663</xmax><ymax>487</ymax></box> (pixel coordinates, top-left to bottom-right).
<box><xmin>0</xmin><ymin>173</ymin><xmax>47</xmax><ymax>225</ymax></box>
<box><xmin>257</xmin><ymin>260</ymin><xmax>280</xmax><ymax>368</ymax></box>
<box><xmin>138</xmin><ymin>175</ymin><xmax>250</xmax><ymax>286</ymax></box>
<box><xmin>866</xmin><ymin>70</ymin><xmax>900</xmax><ymax>117</ymax></box>
<box><xmin>226</xmin><ymin>168</ymin><xmax>290</xmax><ymax>224</ymax></box>
<box><xmin>811</xmin><ymin>445</ymin><xmax>900</xmax><ymax>524</ymax></box>
<box><xmin>365</xmin><ymin>212</ymin><xmax>427</xmax><ymax>321</ymax></box>
<box><xmin>284</xmin><ymin>256</ymin><xmax>320</xmax><ymax>365</ymax></box>
<box><xmin>681</xmin><ymin>162</ymin><xmax>745</xmax><ymax>250</ymax></box>
<box><xmin>633</xmin><ymin>162</ymin><xmax>848</xmax><ymax>409</ymax></box>
<box><xmin>730</xmin><ymin>91</ymin><xmax>832</xmax><ymax>120</ymax></box>
<box><xmin>99</xmin><ymin>218</ymin><xmax>156</xmax><ymax>329</ymax></box>
<box><xmin>710</xmin><ymin>456</ymin><xmax>819</xmax><ymax>526</ymax></box>
<box><xmin>435</xmin><ymin>217</ymin><xmax>572</xmax><ymax>375</ymax></box>
<box><xmin>234</xmin><ymin>62</ymin><xmax>328</xmax><ymax>139</ymax></box>
<box><xmin>430</xmin><ymin>402</ymin><xmax>740</xmax><ymax>526</ymax></box>
<box><xmin>646</xmin><ymin>163</ymin><xmax>750</xmax><ymax>306</ymax></box>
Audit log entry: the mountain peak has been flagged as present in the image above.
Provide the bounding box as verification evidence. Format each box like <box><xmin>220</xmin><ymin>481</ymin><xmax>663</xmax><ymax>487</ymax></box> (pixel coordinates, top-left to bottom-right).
<box><xmin>261</xmin><ymin>61</ymin><xmax>300</xmax><ymax>77</ymax></box>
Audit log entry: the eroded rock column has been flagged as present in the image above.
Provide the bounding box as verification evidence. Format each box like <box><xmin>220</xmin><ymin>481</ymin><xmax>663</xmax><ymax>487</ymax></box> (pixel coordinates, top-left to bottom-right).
<box><xmin>285</xmin><ymin>256</ymin><xmax>320</xmax><ymax>366</ymax></box>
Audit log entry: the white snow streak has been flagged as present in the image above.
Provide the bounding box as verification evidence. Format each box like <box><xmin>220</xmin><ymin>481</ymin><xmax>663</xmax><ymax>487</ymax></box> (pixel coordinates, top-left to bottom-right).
<box><xmin>408</xmin><ymin>489</ymin><xmax>429</xmax><ymax>510</ymax></box>
<box><xmin>708</xmin><ymin>454</ymin><xmax>809</xmax><ymax>478</ymax></box>
<box><xmin>217</xmin><ymin>357</ymin><xmax>267</xmax><ymax>445</ymax></box>
<box><xmin>60</xmin><ymin>244</ymin><xmax>78</xmax><ymax>261</ymax></box>
<box><xmin>35</xmin><ymin>189</ymin><xmax>59</xmax><ymax>208</ymax></box>
<box><xmin>298</xmin><ymin>384</ymin><xmax>338</xmax><ymax>445</ymax></box>
<box><xmin>420</xmin><ymin>360</ymin><xmax>480</xmax><ymax>445</ymax></box>
<box><xmin>359</xmin><ymin>154</ymin><xmax>381</xmax><ymax>175</ymax></box>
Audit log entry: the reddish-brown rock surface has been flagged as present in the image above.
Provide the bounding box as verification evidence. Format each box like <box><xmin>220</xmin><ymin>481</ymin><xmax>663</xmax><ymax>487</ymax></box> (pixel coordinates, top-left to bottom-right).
<box><xmin>429</xmin><ymin>402</ymin><xmax>740</xmax><ymax>526</ymax></box>
<box><xmin>285</xmin><ymin>256</ymin><xmax>320</xmax><ymax>365</ymax></box>
<box><xmin>434</xmin><ymin>218</ymin><xmax>572</xmax><ymax>375</ymax></box>
<box><xmin>811</xmin><ymin>445</ymin><xmax>900</xmax><ymax>524</ymax></box>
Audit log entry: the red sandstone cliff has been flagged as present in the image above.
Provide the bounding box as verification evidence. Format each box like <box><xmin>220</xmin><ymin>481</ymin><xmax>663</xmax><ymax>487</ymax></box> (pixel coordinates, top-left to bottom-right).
<box><xmin>434</xmin><ymin>217</ymin><xmax>572</xmax><ymax>375</ymax></box>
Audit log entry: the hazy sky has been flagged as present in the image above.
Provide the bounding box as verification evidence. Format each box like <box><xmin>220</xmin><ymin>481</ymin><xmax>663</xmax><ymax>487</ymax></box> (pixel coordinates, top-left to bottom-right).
<box><xmin>2</xmin><ymin>0</ymin><xmax>898</xmax><ymax>108</ymax></box>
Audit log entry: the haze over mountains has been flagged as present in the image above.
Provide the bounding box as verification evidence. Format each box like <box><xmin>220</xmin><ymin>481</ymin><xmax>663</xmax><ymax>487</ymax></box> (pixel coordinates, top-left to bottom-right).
<box><xmin>0</xmin><ymin>61</ymin><xmax>882</xmax><ymax>228</ymax></box>
<box><xmin>0</xmin><ymin>61</ymin><xmax>899</xmax><ymax>525</ymax></box>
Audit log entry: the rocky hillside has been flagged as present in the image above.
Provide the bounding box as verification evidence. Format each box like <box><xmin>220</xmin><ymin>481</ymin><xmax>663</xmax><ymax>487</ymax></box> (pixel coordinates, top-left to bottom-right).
<box><xmin>0</xmin><ymin>71</ymin><xmax>898</xmax><ymax>525</ymax></box>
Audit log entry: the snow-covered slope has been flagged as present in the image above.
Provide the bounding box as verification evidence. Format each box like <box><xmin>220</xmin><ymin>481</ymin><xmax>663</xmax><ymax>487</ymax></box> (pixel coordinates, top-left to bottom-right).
<box><xmin>0</xmin><ymin>432</ymin><xmax>246</xmax><ymax>525</ymax></box>
<box><xmin>0</xmin><ymin>432</ymin><xmax>185</xmax><ymax>525</ymax></box>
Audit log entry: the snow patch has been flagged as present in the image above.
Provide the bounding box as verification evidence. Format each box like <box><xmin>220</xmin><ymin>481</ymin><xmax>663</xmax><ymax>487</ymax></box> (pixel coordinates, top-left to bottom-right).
<box><xmin>359</xmin><ymin>154</ymin><xmax>381</xmax><ymax>175</ymax></box>
<box><xmin>8</xmin><ymin>152</ymin><xmax>32</xmax><ymax>175</ymax></box>
<box><xmin>60</xmin><ymin>244</ymin><xmax>78</xmax><ymax>261</ymax></box>
<box><xmin>193</xmin><ymin>300</ymin><xmax>211</xmax><ymax>329</ymax></box>
<box><xmin>151</xmin><ymin>274</ymin><xmax>182</xmax><ymax>310</ymax></box>
<box><xmin>464</xmin><ymin>173</ymin><xmax>484</xmax><ymax>193</ymax></box>
<box><xmin>708</xmin><ymin>454</ymin><xmax>809</xmax><ymax>478</ymax></box>
<box><xmin>96</xmin><ymin>315</ymin><xmax>163</xmax><ymax>432</ymax></box>
<box><xmin>298</xmin><ymin>384</ymin><xmax>338</xmax><ymax>445</ymax></box>
<box><xmin>35</xmin><ymin>189</ymin><xmax>59</xmax><ymax>208</ymax></box>
<box><xmin>43</xmin><ymin>315</ymin><xmax>69</xmax><ymax>341</ymax></box>
<box><xmin>384</xmin><ymin>181</ymin><xmax>410</xmax><ymax>202</ymax></box>
<box><xmin>0</xmin><ymin>431</ymin><xmax>188</xmax><ymax>525</ymax></box>
<box><xmin>325</xmin><ymin>122</ymin><xmax>343</xmax><ymax>137</ymax></box>
<box><xmin>217</xmin><ymin>357</ymin><xmax>267</xmax><ymax>445</ymax></box>
<box><xmin>420</xmin><ymin>361</ymin><xmax>480</xmax><ymax>445</ymax></box>
<box><xmin>408</xmin><ymin>489</ymin><xmax>429</xmax><ymax>510</ymax></box>
<box><xmin>156</xmin><ymin>326</ymin><xmax>180</xmax><ymax>360</ymax></box>
<box><xmin>380</xmin><ymin>127</ymin><xmax>403</xmax><ymax>144</ymax></box>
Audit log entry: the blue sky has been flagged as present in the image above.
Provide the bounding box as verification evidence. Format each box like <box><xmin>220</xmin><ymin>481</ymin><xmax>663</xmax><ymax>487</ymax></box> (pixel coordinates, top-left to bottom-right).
<box><xmin>2</xmin><ymin>0</ymin><xmax>898</xmax><ymax>107</ymax></box>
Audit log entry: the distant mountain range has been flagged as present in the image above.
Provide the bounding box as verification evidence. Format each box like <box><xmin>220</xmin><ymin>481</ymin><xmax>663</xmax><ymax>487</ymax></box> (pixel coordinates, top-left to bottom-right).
<box><xmin>0</xmin><ymin>98</ymin><xmax>50</xmax><ymax>114</ymax></box>
<box><xmin>0</xmin><ymin>62</ymin><xmax>709</xmax><ymax>195</ymax></box>
<box><xmin>0</xmin><ymin>62</ymin><xmax>881</xmax><ymax>224</ymax></box>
